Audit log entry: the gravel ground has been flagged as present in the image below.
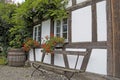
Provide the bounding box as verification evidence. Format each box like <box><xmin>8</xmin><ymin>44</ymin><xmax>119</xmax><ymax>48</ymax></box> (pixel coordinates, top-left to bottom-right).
<box><xmin>0</xmin><ymin>65</ymin><xmax>119</xmax><ymax>80</ymax></box>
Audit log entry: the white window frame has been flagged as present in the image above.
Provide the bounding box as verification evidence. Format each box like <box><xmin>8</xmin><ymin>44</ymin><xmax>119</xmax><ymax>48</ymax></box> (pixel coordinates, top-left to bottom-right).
<box><xmin>54</xmin><ymin>18</ymin><xmax>68</xmax><ymax>42</ymax></box>
<box><xmin>33</xmin><ymin>24</ymin><xmax>41</xmax><ymax>41</ymax></box>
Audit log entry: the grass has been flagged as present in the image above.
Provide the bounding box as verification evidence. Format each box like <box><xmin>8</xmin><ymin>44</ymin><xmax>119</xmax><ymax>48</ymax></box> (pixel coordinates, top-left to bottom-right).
<box><xmin>0</xmin><ymin>56</ymin><xmax>7</xmax><ymax>65</ymax></box>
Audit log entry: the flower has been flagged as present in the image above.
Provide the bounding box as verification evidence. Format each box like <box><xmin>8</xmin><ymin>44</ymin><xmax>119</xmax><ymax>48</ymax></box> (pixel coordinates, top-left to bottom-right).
<box><xmin>41</xmin><ymin>35</ymin><xmax>64</xmax><ymax>54</ymax></box>
<box><xmin>22</xmin><ymin>38</ymin><xmax>40</xmax><ymax>52</ymax></box>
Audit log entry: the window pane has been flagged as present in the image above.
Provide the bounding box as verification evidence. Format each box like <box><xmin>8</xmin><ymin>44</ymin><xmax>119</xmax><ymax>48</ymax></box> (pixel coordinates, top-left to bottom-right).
<box><xmin>34</xmin><ymin>27</ymin><xmax>37</xmax><ymax>40</ymax></box>
<box><xmin>63</xmin><ymin>18</ymin><xmax>67</xmax><ymax>24</ymax></box>
<box><xmin>38</xmin><ymin>26</ymin><xmax>41</xmax><ymax>41</ymax></box>
<box><xmin>63</xmin><ymin>25</ymin><xmax>67</xmax><ymax>32</ymax></box>
<box><xmin>63</xmin><ymin>33</ymin><xmax>67</xmax><ymax>39</ymax></box>
<box><xmin>56</xmin><ymin>20</ymin><xmax>61</xmax><ymax>26</ymax></box>
<box><xmin>56</xmin><ymin>34</ymin><xmax>60</xmax><ymax>37</ymax></box>
<box><xmin>56</xmin><ymin>27</ymin><xmax>60</xmax><ymax>33</ymax></box>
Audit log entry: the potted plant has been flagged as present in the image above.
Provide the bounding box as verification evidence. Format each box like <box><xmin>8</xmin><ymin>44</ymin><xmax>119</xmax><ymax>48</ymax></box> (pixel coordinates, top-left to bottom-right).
<box><xmin>41</xmin><ymin>35</ymin><xmax>65</xmax><ymax>54</ymax></box>
<box><xmin>8</xmin><ymin>34</ymin><xmax>26</xmax><ymax>67</ymax></box>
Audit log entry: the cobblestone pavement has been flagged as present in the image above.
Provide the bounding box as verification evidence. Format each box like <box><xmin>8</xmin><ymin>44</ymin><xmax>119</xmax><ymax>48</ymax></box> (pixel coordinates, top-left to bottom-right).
<box><xmin>0</xmin><ymin>65</ymin><xmax>119</xmax><ymax>80</ymax></box>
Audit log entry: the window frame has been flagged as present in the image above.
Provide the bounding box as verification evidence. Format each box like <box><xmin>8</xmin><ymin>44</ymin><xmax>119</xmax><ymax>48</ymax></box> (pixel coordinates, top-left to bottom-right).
<box><xmin>33</xmin><ymin>24</ymin><xmax>41</xmax><ymax>41</ymax></box>
<box><xmin>54</xmin><ymin>18</ymin><xmax>68</xmax><ymax>42</ymax></box>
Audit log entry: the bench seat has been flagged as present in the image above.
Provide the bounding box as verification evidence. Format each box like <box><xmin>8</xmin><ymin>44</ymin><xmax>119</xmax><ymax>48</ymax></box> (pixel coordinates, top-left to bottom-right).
<box><xmin>31</xmin><ymin>61</ymin><xmax>85</xmax><ymax>73</ymax></box>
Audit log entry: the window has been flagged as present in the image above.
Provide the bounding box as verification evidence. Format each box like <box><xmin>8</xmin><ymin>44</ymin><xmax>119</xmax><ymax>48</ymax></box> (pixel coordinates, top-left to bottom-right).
<box><xmin>54</xmin><ymin>18</ymin><xmax>68</xmax><ymax>41</ymax></box>
<box><xmin>33</xmin><ymin>24</ymin><xmax>41</xmax><ymax>41</ymax></box>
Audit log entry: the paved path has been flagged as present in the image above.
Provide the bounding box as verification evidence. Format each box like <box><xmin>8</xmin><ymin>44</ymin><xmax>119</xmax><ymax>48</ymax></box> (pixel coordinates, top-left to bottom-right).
<box><xmin>0</xmin><ymin>65</ymin><xmax>119</xmax><ymax>80</ymax></box>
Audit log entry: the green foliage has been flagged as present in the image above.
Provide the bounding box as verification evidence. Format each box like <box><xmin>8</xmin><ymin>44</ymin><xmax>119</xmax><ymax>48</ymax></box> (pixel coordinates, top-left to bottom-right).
<box><xmin>31</xmin><ymin>0</ymin><xmax>68</xmax><ymax>20</ymax></box>
<box><xmin>0</xmin><ymin>2</ymin><xmax>17</xmax><ymax>55</ymax></box>
<box><xmin>9</xmin><ymin>0</ymin><xmax>68</xmax><ymax>48</ymax></box>
<box><xmin>0</xmin><ymin>56</ymin><xmax>7</xmax><ymax>65</ymax></box>
<box><xmin>9</xmin><ymin>35</ymin><xmax>22</xmax><ymax>48</ymax></box>
<box><xmin>0</xmin><ymin>3</ymin><xmax>17</xmax><ymax>24</ymax></box>
<box><xmin>9</xmin><ymin>25</ymin><xmax>31</xmax><ymax>48</ymax></box>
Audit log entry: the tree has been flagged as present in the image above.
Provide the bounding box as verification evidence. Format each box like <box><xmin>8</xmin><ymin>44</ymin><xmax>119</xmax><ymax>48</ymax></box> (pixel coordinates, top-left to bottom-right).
<box><xmin>0</xmin><ymin>2</ymin><xmax>17</xmax><ymax>55</ymax></box>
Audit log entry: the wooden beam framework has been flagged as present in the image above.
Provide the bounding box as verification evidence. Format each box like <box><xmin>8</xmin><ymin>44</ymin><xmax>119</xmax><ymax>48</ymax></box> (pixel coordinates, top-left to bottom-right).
<box><xmin>50</xmin><ymin>18</ymin><xmax>54</xmax><ymax>65</ymax></box>
<box><xmin>107</xmin><ymin>0</ymin><xmax>120</xmax><ymax>78</ymax></box>
<box><xmin>92</xmin><ymin>0</ymin><xmax>97</xmax><ymax>42</ymax></box>
<box><xmin>67</xmin><ymin>0</ymin><xmax>105</xmax><ymax>11</ymax></box>
<box><xmin>32</xmin><ymin>0</ymin><xmax>120</xmax><ymax>79</ymax></box>
<box><xmin>106</xmin><ymin>0</ymin><xmax>113</xmax><ymax>76</ymax></box>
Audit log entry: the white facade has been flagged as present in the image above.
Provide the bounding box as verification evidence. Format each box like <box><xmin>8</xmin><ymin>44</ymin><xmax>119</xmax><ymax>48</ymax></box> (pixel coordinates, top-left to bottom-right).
<box><xmin>30</xmin><ymin>0</ymin><xmax>107</xmax><ymax>75</ymax></box>
<box><xmin>72</xmin><ymin>5</ymin><xmax>92</xmax><ymax>42</ymax></box>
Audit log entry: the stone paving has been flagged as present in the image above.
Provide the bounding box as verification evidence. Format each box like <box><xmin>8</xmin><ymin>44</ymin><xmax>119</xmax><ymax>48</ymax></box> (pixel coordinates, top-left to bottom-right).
<box><xmin>0</xmin><ymin>65</ymin><xmax>119</xmax><ymax>80</ymax></box>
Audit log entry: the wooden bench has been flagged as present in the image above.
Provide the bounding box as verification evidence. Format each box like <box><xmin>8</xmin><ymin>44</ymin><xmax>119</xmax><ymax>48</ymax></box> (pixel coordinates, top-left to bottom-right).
<box><xmin>30</xmin><ymin>46</ymin><xmax>92</xmax><ymax>80</ymax></box>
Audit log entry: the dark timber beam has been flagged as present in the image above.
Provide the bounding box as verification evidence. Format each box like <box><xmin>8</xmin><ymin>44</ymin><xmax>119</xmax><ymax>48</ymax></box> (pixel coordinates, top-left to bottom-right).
<box><xmin>67</xmin><ymin>0</ymin><xmax>105</xmax><ymax>11</ymax></box>
<box><xmin>50</xmin><ymin>18</ymin><xmax>54</xmax><ymax>65</ymax></box>
<box><xmin>68</xmin><ymin>11</ymin><xmax>72</xmax><ymax>43</ymax></box>
<box><xmin>106</xmin><ymin>0</ymin><xmax>113</xmax><ymax>77</ymax></box>
<box><xmin>92</xmin><ymin>0</ymin><xmax>97</xmax><ymax>42</ymax></box>
<box><xmin>111</xmin><ymin>0</ymin><xmax>120</xmax><ymax>78</ymax></box>
<box><xmin>107</xmin><ymin>0</ymin><xmax>120</xmax><ymax>78</ymax></box>
<box><xmin>65</xmin><ymin>41</ymin><xmax>107</xmax><ymax>49</ymax></box>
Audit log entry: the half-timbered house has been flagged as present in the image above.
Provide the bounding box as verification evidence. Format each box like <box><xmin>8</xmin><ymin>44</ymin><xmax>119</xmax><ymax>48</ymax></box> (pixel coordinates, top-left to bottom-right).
<box><xmin>29</xmin><ymin>0</ymin><xmax>120</xmax><ymax>78</ymax></box>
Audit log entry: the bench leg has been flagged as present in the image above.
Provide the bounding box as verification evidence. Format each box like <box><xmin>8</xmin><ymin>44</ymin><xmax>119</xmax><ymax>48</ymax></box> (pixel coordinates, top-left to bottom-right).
<box><xmin>64</xmin><ymin>71</ymin><xmax>75</xmax><ymax>80</ymax></box>
<box><xmin>31</xmin><ymin>63</ymin><xmax>44</xmax><ymax>77</ymax></box>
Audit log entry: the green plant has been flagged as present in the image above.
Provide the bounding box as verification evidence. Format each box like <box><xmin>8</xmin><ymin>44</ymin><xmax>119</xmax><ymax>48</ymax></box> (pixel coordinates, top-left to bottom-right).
<box><xmin>41</xmin><ymin>34</ymin><xmax>64</xmax><ymax>54</ymax></box>
<box><xmin>9</xmin><ymin>34</ymin><xmax>23</xmax><ymax>48</ymax></box>
<box><xmin>0</xmin><ymin>3</ymin><xmax>17</xmax><ymax>56</ymax></box>
<box><xmin>22</xmin><ymin>38</ymin><xmax>40</xmax><ymax>52</ymax></box>
<box><xmin>0</xmin><ymin>56</ymin><xmax>7</xmax><ymax>65</ymax></box>
<box><xmin>9</xmin><ymin>25</ymin><xmax>31</xmax><ymax>48</ymax></box>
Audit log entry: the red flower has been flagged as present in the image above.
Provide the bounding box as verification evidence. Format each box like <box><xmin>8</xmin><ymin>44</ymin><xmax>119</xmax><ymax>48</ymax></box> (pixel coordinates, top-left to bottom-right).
<box><xmin>41</xmin><ymin>35</ymin><xmax>64</xmax><ymax>54</ymax></box>
<box><xmin>22</xmin><ymin>38</ymin><xmax>40</xmax><ymax>52</ymax></box>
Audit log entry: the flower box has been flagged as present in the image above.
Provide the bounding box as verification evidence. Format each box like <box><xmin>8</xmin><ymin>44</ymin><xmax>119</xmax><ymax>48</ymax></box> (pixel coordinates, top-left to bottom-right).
<box><xmin>41</xmin><ymin>34</ymin><xmax>65</xmax><ymax>54</ymax></box>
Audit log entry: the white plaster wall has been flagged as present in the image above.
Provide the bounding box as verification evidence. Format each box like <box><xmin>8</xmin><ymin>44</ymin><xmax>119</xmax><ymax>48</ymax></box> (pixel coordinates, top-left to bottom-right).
<box><xmin>67</xmin><ymin>55</ymin><xmax>84</xmax><ymax>69</ymax></box>
<box><xmin>29</xmin><ymin>49</ymin><xmax>34</xmax><ymax>61</ymax></box>
<box><xmin>41</xmin><ymin>20</ymin><xmax>50</xmax><ymax>43</ymax></box>
<box><xmin>29</xmin><ymin>48</ymin><xmax>51</xmax><ymax>64</ymax></box>
<box><xmin>97</xmin><ymin>1</ymin><xmax>107</xmax><ymax>41</ymax></box>
<box><xmin>29</xmin><ymin>49</ymin><xmax>42</xmax><ymax>62</ymax></box>
<box><xmin>54</xmin><ymin>54</ymin><xmax>65</xmax><ymax>67</ymax></box>
<box><xmin>72</xmin><ymin>6</ymin><xmax>92</xmax><ymax>42</ymax></box>
<box><xmin>35</xmin><ymin>49</ymin><xmax>42</xmax><ymax>61</ymax></box>
<box><xmin>66</xmin><ymin>48</ymin><xmax>85</xmax><ymax>69</ymax></box>
<box><xmin>76</xmin><ymin>0</ymin><xmax>87</xmax><ymax>4</ymax></box>
<box><xmin>54</xmin><ymin>48</ymin><xmax>85</xmax><ymax>68</ymax></box>
<box><xmin>43</xmin><ymin>53</ymin><xmax>51</xmax><ymax>64</ymax></box>
<box><xmin>29</xmin><ymin>48</ymin><xmax>107</xmax><ymax>75</ymax></box>
<box><xmin>86</xmin><ymin>49</ymin><xmax>107</xmax><ymax>75</ymax></box>
<box><xmin>29</xmin><ymin>48</ymin><xmax>85</xmax><ymax>69</ymax></box>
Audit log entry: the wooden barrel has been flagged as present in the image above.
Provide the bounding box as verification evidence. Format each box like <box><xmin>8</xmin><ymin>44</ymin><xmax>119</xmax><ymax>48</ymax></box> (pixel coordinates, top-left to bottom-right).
<box><xmin>8</xmin><ymin>49</ymin><xmax>26</xmax><ymax>67</ymax></box>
